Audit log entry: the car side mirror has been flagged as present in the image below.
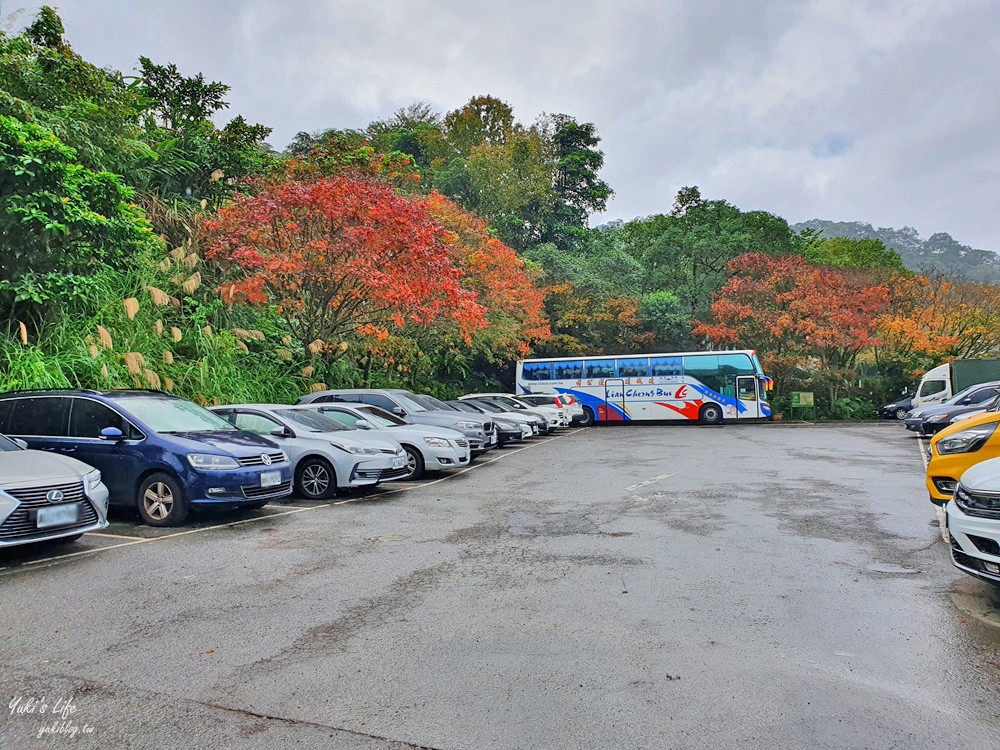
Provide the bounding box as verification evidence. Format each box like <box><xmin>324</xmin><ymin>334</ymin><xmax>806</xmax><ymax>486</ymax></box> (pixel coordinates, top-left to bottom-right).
<box><xmin>12</xmin><ymin>438</ymin><xmax>27</xmax><ymax>450</ymax></box>
<box><xmin>392</xmin><ymin>407</ymin><xmax>407</xmax><ymax>416</ymax></box>
<box><xmin>270</xmin><ymin>427</ymin><xmax>293</xmax><ymax>438</ymax></box>
<box><xmin>356</xmin><ymin>419</ymin><xmax>372</xmax><ymax>430</ymax></box>
<box><xmin>100</xmin><ymin>427</ymin><xmax>124</xmax><ymax>441</ymax></box>
<box><xmin>959</xmin><ymin>398</ymin><xmax>971</xmax><ymax>405</ymax></box>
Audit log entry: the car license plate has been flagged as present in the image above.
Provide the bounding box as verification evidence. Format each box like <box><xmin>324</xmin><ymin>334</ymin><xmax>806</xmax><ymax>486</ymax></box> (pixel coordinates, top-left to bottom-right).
<box><xmin>36</xmin><ymin>503</ymin><xmax>81</xmax><ymax>530</ymax></box>
<box><xmin>489</xmin><ymin>433</ymin><xmax>497</xmax><ymax>445</ymax></box>
<box><xmin>392</xmin><ymin>456</ymin><xmax>406</xmax><ymax>469</ymax></box>
<box><xmin>260</xmin><ymin>470</ymin><xmax>281</xmax><ymax>488</ymax></box>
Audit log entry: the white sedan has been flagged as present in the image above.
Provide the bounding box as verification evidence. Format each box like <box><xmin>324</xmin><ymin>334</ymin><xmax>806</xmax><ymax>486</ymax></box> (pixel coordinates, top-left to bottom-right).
<box><xmin>303</xmin><ymin>403</ymin><xmax>471</xmax><ymax>480</ymax></box>
<box><xmin>0</xmin><ymin>433</ymin><xmax>110</xmax><ymax>547</ymax></box>
<box><xmin>211</xmin><ymin>405</ymin><xmax>408</xmax><ymax>500</ymax></box>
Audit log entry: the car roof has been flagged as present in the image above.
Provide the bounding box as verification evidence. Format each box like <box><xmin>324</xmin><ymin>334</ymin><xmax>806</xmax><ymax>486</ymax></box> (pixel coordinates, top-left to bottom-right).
<box><xmin>0</xmin><ymin>388</ymin><xmax>175</xmax><ymax>399</ymax></box>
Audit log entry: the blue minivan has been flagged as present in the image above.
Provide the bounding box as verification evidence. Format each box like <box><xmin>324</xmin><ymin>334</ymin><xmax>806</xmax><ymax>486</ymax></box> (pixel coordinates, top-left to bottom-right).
<box><xmin>0</xmin><ymin>390</ymin><xmax>292</xmax><ymax>526</ymax></box>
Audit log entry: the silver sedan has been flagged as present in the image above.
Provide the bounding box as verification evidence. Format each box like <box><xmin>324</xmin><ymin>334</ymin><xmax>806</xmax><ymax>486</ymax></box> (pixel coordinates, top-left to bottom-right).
<box><xmin>302</xmin><ymin>403</ymin><xmax>471</xmax><ymax>480</ymax></box>
<box><xmin>211</xmin><ymin>405</ymin><xmax>408</xmax><ymax>501</ymax></box>
<box><xmin>0</xmin><ymin>434</ymin><xmax>110</xmax><ymax>547</ymax></box>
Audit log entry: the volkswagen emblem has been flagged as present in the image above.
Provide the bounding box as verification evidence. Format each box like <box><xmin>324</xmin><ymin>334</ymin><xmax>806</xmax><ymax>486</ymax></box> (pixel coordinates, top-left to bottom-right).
<box><xmin>261</xmin><ymin>454</ymin><xmax>272</xmax><ymax>466</ymax></box>
<box><xmin>46</xmin><ymin>490</ymin><xmax>64</xmax><ymax>503</ymax></box>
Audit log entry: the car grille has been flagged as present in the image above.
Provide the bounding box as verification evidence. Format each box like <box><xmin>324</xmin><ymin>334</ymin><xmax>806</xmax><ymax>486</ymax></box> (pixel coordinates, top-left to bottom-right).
<box><xmin>379</xmin><ymin>448</ymin><xmax>400</xmax><ymax>455</ymax></box>
<box><xmin>241</xmin><ymin>480</ymin><xmax>292</xmax><ymax>498</ymax></box>
<box><xmin>0</xmin><ymin>499</ymin><xmax>98</xmax><ymax>541</ymax></box>
<box><xmin>378</xmin><ymin>467</ymin><xmax>410</xmax><ymax>480</ymax></box>
<box><xmin>238</xmin><ymin>452</ymin><xmax>286</xmax><ymax>467</ymax></box>
<box><xmin>955</xmin><ymin>485</ymin><xmax>1000</xmax><ymax>519</ymax></box>
<box><xmin>4</xmin><ymin>480</ymin><xmax>85</xmax><ymax>508</ymax></box>
<box><xmin>454</xmin><ymin>438</ymin><xmax>469</xmax><ymax>448</ymax></box>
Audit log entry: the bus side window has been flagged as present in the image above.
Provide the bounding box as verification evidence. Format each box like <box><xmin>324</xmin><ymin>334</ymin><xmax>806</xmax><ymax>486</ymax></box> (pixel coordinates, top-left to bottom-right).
<box><xmin>617</xmin><ymin>358</ymin><xmax>649</xmax><ymax>378</ymax></box>
<box><xmin>523</xmin><ymin>362</ymin><xmax>553</xmax><ymax>381</ymax></box>
<box><xmin>554</xmin><ymin>361</ymin><xmax>583</xmax><ymax>379</ymax></box>
<box><xmin>650</xmin><ymin>357</ymin><xmax>682</xmax><ymax>376</ymax></box>
<box><xmin>585</xmin><ymin>360</ymin><xmax>615</xmax><ymax>379</ymax></box>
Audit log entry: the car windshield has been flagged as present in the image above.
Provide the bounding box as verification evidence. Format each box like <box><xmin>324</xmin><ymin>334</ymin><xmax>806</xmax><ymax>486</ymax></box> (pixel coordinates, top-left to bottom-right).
<box><xmin>469</xmin><ymin>400</ymin><xmax>503</xmax><ymax>413</ymax></box>
<box><xmin>448</xmin><ymin>401</ymin><xmax>481</xmax><ymax>413</ymax></box>
<box><xmin>275</xmin><ymin>409</ymin><xmax>347</xmax><ymax>432</ymax></box>
<box><xmin>484</xmin><ymin>399</ymin><xmax>518</xmax><ymax>412</ymax></box>
<box><xmin>407</xmin><ymin>394</ymin><xmax>439</xmax><ymax>410</ymax></box>
<box><xmin>125</xmin><ymin>397</ymin><xmax>235</xmax><ymax>433</ymax></box>
<box><xmin>418</xmin><ymin>394</ymin><xmax>453</xmax><ymax>411</ymax></box>
<box><xmin>0</xmin><ymin>434</ymin><xmax>20</xmax><ymax>451</ymax></box>
<box><xmin>355</xmin><ymin>406</ymin><xmax>406</xmax><ymax>427</ymax></box>
<box><xmin>947</xmin><ymin>384</ymin><xmax>990</xmax><ymax>405</ymax></box>
<box><xmin>393</xmin><ymin>392</ymin><xmax>427</xmax><ymax>412</ymax></box>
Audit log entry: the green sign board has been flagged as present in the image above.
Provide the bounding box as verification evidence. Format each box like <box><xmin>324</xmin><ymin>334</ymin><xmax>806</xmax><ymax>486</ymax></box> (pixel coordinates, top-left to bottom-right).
<box><xmin>791</xmin><ymin>391</ymin><xmax>814</xmax><ymax>407</ymax></box>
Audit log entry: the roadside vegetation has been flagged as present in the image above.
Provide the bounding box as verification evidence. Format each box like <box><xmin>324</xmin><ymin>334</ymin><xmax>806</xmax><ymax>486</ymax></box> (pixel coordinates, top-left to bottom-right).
<box><xmin>3</xmin><ymin>8</ymin><xmax>1000</xmax><ymax>417</ymax></box>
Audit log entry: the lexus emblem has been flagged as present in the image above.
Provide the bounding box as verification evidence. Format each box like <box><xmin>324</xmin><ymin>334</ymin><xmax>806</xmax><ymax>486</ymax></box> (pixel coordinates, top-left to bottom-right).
<box><xmin>46</xmin><ymin>490</ymin><xmax>64</xmax><ymax>503</ymax></box>
<box><xmin>261</xmin><ymin>454</ymin><xmax>272</xmax><ymax>466</ymax></box>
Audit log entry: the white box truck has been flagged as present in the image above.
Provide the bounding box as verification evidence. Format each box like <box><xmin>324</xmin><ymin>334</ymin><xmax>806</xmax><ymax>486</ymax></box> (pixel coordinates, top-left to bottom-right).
<box><xmin>912</xmin><ymin>359</ymin><xmax>1000</xmax><ymax>408</ymax></box>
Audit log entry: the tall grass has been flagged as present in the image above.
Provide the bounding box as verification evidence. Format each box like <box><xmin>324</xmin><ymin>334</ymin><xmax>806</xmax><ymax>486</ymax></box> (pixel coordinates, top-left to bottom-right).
<box><xmin>1</xmin><ymin>259</ymin><xmax>309</xmax><ymax>405</ymax></box>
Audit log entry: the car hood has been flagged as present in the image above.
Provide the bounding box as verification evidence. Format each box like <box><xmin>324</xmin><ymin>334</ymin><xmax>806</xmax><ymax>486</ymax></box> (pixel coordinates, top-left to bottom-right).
<box><xmin>0</xmin><ymin>450</ymin><xmax>93</xmax><ymax>489</ymax></box>
<box><xmin>165</xmin><ymin>430</ymin><xmax>279</xmax><ymax>456</ymax></box>
<box><xmin>388</xmin><ymin>424</ymin><xmax>465</xmax><ymax>441</ymax></box>
<box><xmin>932</xmin><ymin>411</ymin><xmax>1000</xmax><ymax>443</ymax></box>
<box><xmin>308</xmin><ymin>431</ymin><xmax>401</xmax><ymax>452</ymax></box>
<box><xmin>961</xmin><ymin>457</ymin><xmax>1000</xmax><ymax>492</ymax></box>
<box><xmin>411</xmin><ymin>411</ymin><xmax>488</xmax><ymax>428</ymax></box>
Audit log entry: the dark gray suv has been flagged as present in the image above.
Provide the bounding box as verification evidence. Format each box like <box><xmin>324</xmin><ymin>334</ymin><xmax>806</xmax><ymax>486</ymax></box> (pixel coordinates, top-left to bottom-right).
<box><xmin>297</xmin><ymin>389</ymin><xmax>497</xmax><ymax>455</ymax></box>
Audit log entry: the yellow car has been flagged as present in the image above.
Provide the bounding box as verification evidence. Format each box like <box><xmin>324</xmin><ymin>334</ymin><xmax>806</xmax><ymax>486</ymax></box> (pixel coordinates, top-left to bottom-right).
<box><xmin>927</xmin><ymin>410</ymin><xmax>1000</xmax><ymax>504</ymax></box>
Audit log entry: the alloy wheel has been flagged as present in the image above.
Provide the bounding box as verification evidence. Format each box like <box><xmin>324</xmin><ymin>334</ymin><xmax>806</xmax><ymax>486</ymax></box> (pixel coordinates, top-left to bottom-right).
<box><xmin>143</xmin><ymin>482</ymin><xmax>174</xmax><ymax>521</ymax></box>
<box><xmin>301</xmin><ymin>464</ymin><xmax>331</xmax><ymax>496</ymax></box>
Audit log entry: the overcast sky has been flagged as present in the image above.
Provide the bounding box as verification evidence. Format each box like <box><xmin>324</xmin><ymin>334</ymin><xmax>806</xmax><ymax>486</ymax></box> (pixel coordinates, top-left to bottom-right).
<box><xmin>36</xmin><ymin>0</ymin><xmax>1000</xmax><ymax>249</ymax></box>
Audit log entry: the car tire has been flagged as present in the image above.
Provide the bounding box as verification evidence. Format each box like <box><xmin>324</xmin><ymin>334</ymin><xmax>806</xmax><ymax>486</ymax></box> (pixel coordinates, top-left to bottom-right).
<box><xmin>401</xmin><ymin>445</ymin><xmax>425</xmax><ymax>480</ymax></box>
<box><xmin>699</xmin><ymin>403</ymin><xmax>724</xmax><ymax>425</ymax></box>
<box><xmin>895</xmin><ymin>408</ymin><xmax>908</xmax><ymax>420</ymax></box>
<box><xmin>578</xmin><ymin>407</ymin><xmax>595</xmax><ymax>427</ymax></box>
<box><xmin>137</xmin><ymin>472</ymin><xmax>189</xmax><ymax>527</ymax></box>
<box><xmin>295</xmin><ymin>457</ymin><xmax>337</xmax><ymax>500</ymax></box>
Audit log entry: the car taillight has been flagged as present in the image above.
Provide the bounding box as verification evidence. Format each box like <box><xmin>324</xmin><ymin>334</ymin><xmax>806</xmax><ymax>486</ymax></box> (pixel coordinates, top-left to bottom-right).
<box><xmin>554</xmin><ymin>397</ymin><xmax>563</xmax><ymax>407</ymax></box>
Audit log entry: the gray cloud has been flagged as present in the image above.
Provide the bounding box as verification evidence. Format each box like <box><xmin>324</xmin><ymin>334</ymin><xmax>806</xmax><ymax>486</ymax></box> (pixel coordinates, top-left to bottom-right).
<box><xmin>38</xmin><ymin>0</ymin><xmax>1000</xmax><ymax>249</ymax></box>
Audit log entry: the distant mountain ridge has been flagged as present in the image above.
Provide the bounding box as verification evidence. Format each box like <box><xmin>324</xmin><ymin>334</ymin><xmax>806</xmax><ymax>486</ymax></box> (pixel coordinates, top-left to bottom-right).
<box><xmin>792</xmin><ymin>220</ymin><xmax>1000</xmax><ymax>283</ymax></box>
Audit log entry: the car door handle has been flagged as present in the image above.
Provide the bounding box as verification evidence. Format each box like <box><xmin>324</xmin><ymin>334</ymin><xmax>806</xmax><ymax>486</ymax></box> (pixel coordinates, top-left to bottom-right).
<box><xmin>61</xmin><ymin>448</ymin><xmax>76</xmax><ymax>453</ymax></box>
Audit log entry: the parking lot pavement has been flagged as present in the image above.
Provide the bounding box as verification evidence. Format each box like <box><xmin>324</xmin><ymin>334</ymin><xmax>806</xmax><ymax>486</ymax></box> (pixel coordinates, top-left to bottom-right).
<box><xmin>3</xmin><ymin>424</ymin><xmax>1000</xmax><ymax>749</ymax></box>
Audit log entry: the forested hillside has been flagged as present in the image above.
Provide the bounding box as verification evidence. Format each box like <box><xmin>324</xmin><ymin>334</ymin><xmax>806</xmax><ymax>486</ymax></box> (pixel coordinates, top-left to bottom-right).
<box><xmin>4</xmin><ymin>8</ymin><xmax>1000</xmax><ymax>419</ymax></box>
<box><xmin>793</xmin><ymin>220</ymin><xmax>1000</xmax><ymax>283</ymax></box>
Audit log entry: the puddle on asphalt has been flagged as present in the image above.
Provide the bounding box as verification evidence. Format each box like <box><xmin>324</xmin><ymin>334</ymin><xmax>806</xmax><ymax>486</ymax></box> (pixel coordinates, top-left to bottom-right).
<box><xmin>863</xmin><ymin>562</ymin><xmax>922</xmax><ymax>575</ymax></box>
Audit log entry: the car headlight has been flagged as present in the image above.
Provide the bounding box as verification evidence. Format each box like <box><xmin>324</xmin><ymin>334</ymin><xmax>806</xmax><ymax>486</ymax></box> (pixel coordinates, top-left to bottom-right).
<box><xmin>187</xmin><ymin>453</ymin><xmax>240</xmax><ymax>470</ymax></box>
<box><xmin>910</xmin><ymin>411</ymin><xmax>923</xmax><ymax>419</ymax></box>
<box><xmin>423</xmin><ymin>437</ymin><xmax>450</xmax><ymax>447</ymax></box>
<box><xmin>84</xmin><ymin>469</ymin><xmax>102</xmax><ymax>490</ymax></box>
<box><xmin>926</xmin><ymin>414</ymin><xmax>948</xmax><ymax>423</ymax></box>
<box><xmin>936</xmin><ymin>422</ymin><xmax>998</xmax><ymax>455</ymax></box>
<box><xmin>330</xmin><ymin>443</ymin><xmax>380</xmax><ymax>455</ymax></box>
<box><xmin>455</xmin><ymin>421</ymin><xmax>482</xmax><ymax>430</ymax></box>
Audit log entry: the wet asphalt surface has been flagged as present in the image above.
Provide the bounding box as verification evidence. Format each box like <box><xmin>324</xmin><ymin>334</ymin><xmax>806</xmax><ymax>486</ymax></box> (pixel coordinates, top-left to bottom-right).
<box><xmin>2</xmin><ymin>423</ymin><xmax>1000</xmax><ymax>749</ymax></box>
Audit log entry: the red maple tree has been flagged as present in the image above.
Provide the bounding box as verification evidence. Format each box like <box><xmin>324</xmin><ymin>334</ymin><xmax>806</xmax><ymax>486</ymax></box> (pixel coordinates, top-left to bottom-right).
<box><xmin>201</xmin><ymin>175</ymin><xmax>487</xmax><ymax>355</ymax></box>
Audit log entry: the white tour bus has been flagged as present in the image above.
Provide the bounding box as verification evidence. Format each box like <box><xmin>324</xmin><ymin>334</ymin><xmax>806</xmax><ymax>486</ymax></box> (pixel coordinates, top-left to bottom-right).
<box><xmin>515</xmin><ymin>350</ymin><xmax>772</xmax><ymax>426</ymax></box>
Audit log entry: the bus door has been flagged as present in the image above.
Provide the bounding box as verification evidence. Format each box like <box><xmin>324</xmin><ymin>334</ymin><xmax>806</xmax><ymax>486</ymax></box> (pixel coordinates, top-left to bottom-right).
<box><xmin>602</xmin><ymin>378</ymin><xmax>626</xmax><ymax>422</ymax></box>
<box><xmin>736</xmin><ymin>376</ymin><xmax>761</xmax><ymax>419</ymax></box>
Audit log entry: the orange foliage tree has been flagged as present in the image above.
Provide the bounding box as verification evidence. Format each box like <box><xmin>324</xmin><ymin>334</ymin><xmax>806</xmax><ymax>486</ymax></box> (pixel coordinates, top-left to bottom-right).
<box><xmin>694</xmin><ymin>253</ymin><xmax>891</xmax><ymax>369</ymax></box>
<box><xmin>423</xmin><ymin>191</ymin><xmax>549</xmax><ymax>359</ymax></box>
<box><xmin>201</xmin><ymin>175</ymin><xmax>487</xmax><ymax>356</ymax></box>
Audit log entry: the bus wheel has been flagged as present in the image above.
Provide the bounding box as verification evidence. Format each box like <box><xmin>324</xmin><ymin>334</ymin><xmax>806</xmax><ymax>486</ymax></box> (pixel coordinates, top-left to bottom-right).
<box><xmin>578</xmin><ymin>406</ymin><xmax>595</xmax><ymax>427</ymax></box>
<box><xmin>699</xmin><ymin>404</ymin><xmax>723</xmax><ymax>425</ymax></box>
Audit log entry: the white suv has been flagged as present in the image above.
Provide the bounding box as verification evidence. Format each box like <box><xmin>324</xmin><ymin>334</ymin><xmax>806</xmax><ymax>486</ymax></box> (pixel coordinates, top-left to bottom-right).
<box><xmin>947</xmin><ymin>457</ymin><xmax>1000</xmax><ymax>585</ymax></box>
<box><xmin>517</xmin><ymin>392</ymin><xmax>585</xmax><ymax>426</ymax></box>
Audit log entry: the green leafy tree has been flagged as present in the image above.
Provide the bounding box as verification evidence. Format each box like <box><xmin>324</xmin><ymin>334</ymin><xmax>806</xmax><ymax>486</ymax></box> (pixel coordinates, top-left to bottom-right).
<box><xmin>443</xmin><ymin>95</ymin><xmax>514</xmax><ymax>156</ymax></box>
<box><xmin>804</xmin><ymin>235</ymin><xmax>906</xmax><ymax>272</ymax></box>
<box><xmin>0</xmin><ymin>116</ymin><xmax>157</xmax><ymax>317</ymax></box>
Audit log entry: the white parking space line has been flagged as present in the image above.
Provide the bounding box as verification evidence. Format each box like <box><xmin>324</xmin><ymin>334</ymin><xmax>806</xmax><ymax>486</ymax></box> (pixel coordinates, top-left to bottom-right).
<box><xmin>626</xmin><ymin>473</ymin><xmax>677</xmax><ymax>492</ymax></box>
<box><xmin>0</xmin><ymin>505</ymin><xmax>329</xmax><ymax>575</ymax></box>
<box><xmin>372</xmin><ymin>429</ymin><xmax>585</xmax><ymax>496</ymax></box>
<box><xmin>1</xmin><ymin>429</ymin><xmax>586</xmax><ymax>575</ymax></box>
